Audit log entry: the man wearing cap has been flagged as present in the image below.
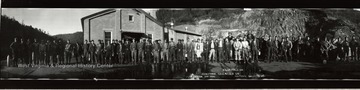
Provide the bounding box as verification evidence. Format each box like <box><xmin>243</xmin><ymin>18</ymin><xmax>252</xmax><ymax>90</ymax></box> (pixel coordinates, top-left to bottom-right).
<box><xmin>195</xmin><ymin>39</ymin><xmax>203</xmax><ymax>62</ymax></box>
<box><xmin>83</xmin><ymin>40</ymin><xmax>90</xmax><ymax>64</ymax></box>
<box><xmin>130</xmin><ymin>39</ymin><xmax>137</xmax><ymax>64</ymax></box>
<box><xmin>153</xmin><ymin>40</ymin><xmax>161</xmax><ymax>63</ymax></box>
<box><xmin>64</xmin><ymin>40</ymin><xmax>73</xmax><ymax>64</ymax></box>
<box><xmin>169</xmin><ymin>38</ymin><xmax>176</xmax><ymax>62</ymax></box>
<box><xmin>10</xmin><ymin>38</ymin><xmax>20</xmax><ymax>66</ymax></box>
<box><xmin>138</xmin><ymin>38</ymin><xmax>145</xmax><ymax>63</ymax></box>
<box><xmin>161</xmin><ymin>40</ymin><xmax>169</xmax><ymax>62</ymax></box>
<box><xmin>177</xmin><ymin>39</ymin><xmax>185</xmax><ymax>61</ymax></box>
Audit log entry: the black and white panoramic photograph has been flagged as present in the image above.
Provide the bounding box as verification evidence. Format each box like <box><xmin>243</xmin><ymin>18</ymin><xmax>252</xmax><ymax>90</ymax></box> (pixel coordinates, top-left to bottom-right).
<box><xmin>2</xmin><ymin>8</ymin><xmax>360</xmax><ymax>80</ymax></box>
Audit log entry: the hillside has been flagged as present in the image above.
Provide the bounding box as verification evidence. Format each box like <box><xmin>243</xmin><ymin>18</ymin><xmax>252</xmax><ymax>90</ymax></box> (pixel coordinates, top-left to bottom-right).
<box><xmin>157</xmin><ymin>9</ymin><xmax>360</xmax><ymax>40</ymax></box>
<box><xmin>53</xmin><ymin>31</ymin><xmax>84</xmax><ymax>44</ymax></box>
<box><xmin>0</xmin><ymin>15</ymin><xmax>56</xmax><ymax>60</ymax></box>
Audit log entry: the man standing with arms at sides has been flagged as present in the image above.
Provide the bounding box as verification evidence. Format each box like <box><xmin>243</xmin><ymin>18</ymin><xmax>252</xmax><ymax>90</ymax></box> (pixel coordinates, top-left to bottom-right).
<box><xmin>343</xmin><ymin>37</ymin><xmax>350</xmax><ymax>61</ymax></box>
<box><xmin>64</xmin><ymin>40</ymin><xmax>73</xmax><ymax>65</ymax></box>
<box><xmin>45</xmin><ymin>40</ymin><xmax>52</xmax><ymax>65</ymax></box>
<box><xmin>169</xmin><ymin>38</ymin><xmax>176</xmax><ymax>62</ymax></box>
<box><xmin>313</xmin><ymin>37</ymin><xmax>322</xmax><ymax>62</ymax></box>
<box><xmin>88</xmin><ymin>40</ymin><xmax>96</xmax><ymax>64</ymax></box>
<box><xmin>10</xmin><ymin>38</ymin><xmax>20</xmax><ymax>67</ymax></box>
<box><xmin>177</xmin><ymin>39</ymin><xmax>185</xmax><ymax>62</ymax></box>
<box><xmin>218</xmin><ymin>38</ymin><xmax>224</xmax><ymax>62</ymax></box>
<box><xmin>116</xmin><ymin>40</ymin><xmax>122</xmax><ymax>64</ymax></box>
<box><xmin>75</xmin><ymin>42</ymin><xmax>83</xmax><ymax>65</ymax></box>
<box><xmin>225</xmin><ymin>38</ymin><xmax>231</xmax><ymax>62</ymax></box>
<box><xmin>95</xmin><ymin>40</ymin><xmax>104</xmax><ymax>65</ymax></box>
<box><xmin>138</xmin><ymin>38</ymin><xmax>145</xmax><ymax>63</ymax></box>
<box><xmin>161</xmin><ymin>39</ymin><xmax>169</xmax><ymax>63</ymax></box>
<box><xmin>160</xmin><ymin>40</ymin><xmax>169</xmax><ymax>62</ymax></box>
<box><xmin>111</xmin><ymin>39</ymin><xmax>118</xmax><ymax>64</ymax></box>
<box><xmin>39</xmin><ymin>40</ymin><xmax>46</xmax><ymax>65</ymax></box>
<box><xmin>120</xmin><ymin>39</ymin><xmax>125</xmax><ymax>64</ymax></box>
<box><xmin>209</xmin><ymin>39</ymin><xmax>216</xmax><ymax>62</ymax></box>
<box><xmin>234</xmin><ymin>38</ymin><xmax>242</xmax><ymax>62</ymax></box>
<box><xmin>18</xmin><ymin>38</ymin><xmax>25</xmax><ymax>64</ymax></box>
<box><xmin>230</xmin><ymin>39</ymin><xmax>235</xmax><ymax>61</ymax></box>
<box><xmin>31</xmin><ymin>39</ymin><xmax>39</xmax><ymax>65</ymax></box>
<box><xmin>153</xmin><ymin>40</ymin><xmax>160</xmax><ymax>63</ymax></box>
<box><xmin>266</xmin><ymin>36</ymin><xmax>272</xmax><ymax>63</ymax></box>
<box><xmin>195</xmin><ymin>39</ymin><xmax>203</xmax><ymax>62</ymax></box>
<box><xmin>251</xmin><ymin>36</ymin><xmax>260</xmax><ymax>63</ymax></box>
<box><xmin>242</xmin><ymin>36</ymin><xmax>250</xmax><ymax>63</ymax></box>
<box><xmin>57</xmin><ymin>40</ymin><xmax>65</xmax><ymax>65</ymax></box>
<box><xmin>185</xmin><ymin>38</ymin><xmax>191</xmax><ymax>62</ymax></box>
<box><xmin>105</xmin><ymin>40</ymin><xmax>112</xmax><ymax>65</ymax></box>
<box><xmin>145</xmin><ymin>39</ymin><xmax>153</xmax><ymax>63</ymax></box>
<box><xmin>83</xmin><ymin>40</ymin><xmax>90</xmax><ymax>64</ymax></box>
<box><xmin>203</xmin><ymin>39</ymin><xmax>209</xmax><ymax>62</ymax></box>
<box><xmin>291</xmin><ymin>37</ymin><xmax>299</xmax><ymax>62</ymax></box>
<box><xmin>53</xmin><ymin>40</ymin><xmax>60</xmax><ymax>65</ymax></box>
<box><xmin>25</xmin><ymin>39</ymin><xmax>32</xmax><ymax>65</ymax></box>
<box><xmin>298</xmin><ymin>36</ymin><xmax>305</xmax><ymax>61</ymax></box>
<box><xmin>350</xmin><ymin>37</ymin><xmax>358</xmax><ymax>61</ymax></box>
<box><xmin>123</xmin><ymin>39</ymin><xmax>131</xmax><ymax>64</ymax></box>
<box><xmin>285</xmin><ymin>37</ymin><xmax>293</xmax><ymax>62</ymax></box>
<box><xmin>130</xmin><ymin>39</ymin><xmax>137</xmax><ymax>64</ymax></box>
<box><xmin>50</xmin><ymin>40</ymin><xmax>57</xmax><ymax>65</ymax></box>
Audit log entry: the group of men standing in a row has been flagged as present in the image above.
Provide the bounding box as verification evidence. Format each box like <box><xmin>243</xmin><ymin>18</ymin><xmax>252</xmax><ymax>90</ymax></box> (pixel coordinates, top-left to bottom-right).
<box><xmin>9</xmin><ymin>34</ymin><xmax>360</xmax><ymax>67</ymax></box>
<box><xmin>10</xmin><ymin>38</ymin><xmax>81</xmax><ymax>67</ymax></box>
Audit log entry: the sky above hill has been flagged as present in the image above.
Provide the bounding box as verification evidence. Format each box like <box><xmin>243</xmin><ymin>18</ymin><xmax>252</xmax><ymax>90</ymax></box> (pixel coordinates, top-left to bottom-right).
<box><xmin>2</xmin><ymin>8</ymin><xmax>105</xmax><ymax>35</ymax></box>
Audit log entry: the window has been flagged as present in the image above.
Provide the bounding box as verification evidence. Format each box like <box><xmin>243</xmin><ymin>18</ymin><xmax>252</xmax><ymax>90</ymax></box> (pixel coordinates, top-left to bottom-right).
<box><xmin>129</xmin><ymin>15</ymin><xmax>134</xmax><ymax>22</ymax></box>
<box><xmin>104</xmin><ymin>32</ymin><xmax>111</xmax><ymax>43</ymax></box>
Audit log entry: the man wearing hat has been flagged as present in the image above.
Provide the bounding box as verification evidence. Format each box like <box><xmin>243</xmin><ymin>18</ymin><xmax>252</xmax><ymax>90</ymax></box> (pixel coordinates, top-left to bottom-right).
<box><xmin>138</xmin><ymin>38</ymin><xmax>145</xmax><ymax>63</ymax></box>
<box><xmin>177</xmin><ymin>39</ymin><xmax>184</xmax><ymax>61</ymax></box>
<box><xmin>169</xmin><ymin>38</ymin><xmax>176</xmax><ymax>62</ymax></box>
<box><xmin>130</xmin><ymin>39</ymin><xmax>137</xmax><ymax>64</ymax></box>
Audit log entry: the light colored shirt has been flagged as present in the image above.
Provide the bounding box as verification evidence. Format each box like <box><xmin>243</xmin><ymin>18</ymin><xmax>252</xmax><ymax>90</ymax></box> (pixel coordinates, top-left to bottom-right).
<box><xmin>211</xmin><ymin>42</ymin><xmax>215</xmax><ymax>49</ymax></box>
<box><xmin>219</xmin><ymin>40</ymin><xmax>223</xmax><ymax>47</ymax></box>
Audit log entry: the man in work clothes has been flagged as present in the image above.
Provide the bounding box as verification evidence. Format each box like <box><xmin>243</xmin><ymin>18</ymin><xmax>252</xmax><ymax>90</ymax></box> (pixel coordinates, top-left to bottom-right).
<box><xmin>105</xmin><ymin>40</ymin><xmax>112</xmax><ymax>64</ymax></box>
<box><xmin>65</xmin><ymin>40</ymin><xmax>73</xmax><ymax>64</ymax></box>
<box><xmin>218</xmin><ymin>38</ymin><xmax>225</xmax><ymax>62</ymax></box>
<box><xmin>350</xmin><ymin>37</ymin><xmax>358</xmax><ymax>61</ymax></box>
<box><xmin>75</xmin><ymin>42</ymin><xmax>83</xmax><ymax>65</ymax></box>
<box><xmin>195</xmin><ymin>39</ymin><xmax>203</xmax><ymax>62</ymax></box>
<box><xmin>138</xmin><ymin>38</ymin><xmax>145</xmax><ymax>63</ymax></box>
<box><xmin>10</xmin><ymin>38</ymin><xmax>20</xmax><ymax>67</ymax></box>
<box><xmin>234</xmin><ymin>38</ymin><xmax>242</xmax><ymax>62</ymax></box>
<box><xmin>83</xmin><ymin>40</ymin><xmax>90</xmax><ymax>64</ymax></box>
<box><xmin>161</xmin><ymin>40</ymin><xmax>169</xmax><ymax>62</ymax></box>
<box><xmin>153</xmin><ymin>40</ymin><xmax>161</xmax><ymax>63</ymax></box>
<box><xmin>89</xmin><ymin>40</ymin><xmax>97</xmax><ymax>64</ymax></box>
<box><xmin>57</xmin><ymin>40</ymin><xmax>65</xmax><ymax>64</ymax></box>
<box><xmin>209</xmin><ymin>39</ymin><xmax>216</xmax><ymax>62</ymax></box>
<box><xmin>130</xmin><ymin>39</ymin><xmax>138</xmax><ymax>64</ymax></box>
<box><xmin>145</xmin><ymin>39</ymin><xmax>153</xmax><ymax>63</ymax></box>
<box><xmin>39</xmin><ymin>40</ymin><xmax>46</xmax><ymax>65</ymax></box>
<box><xmin>177</xmin><ymin>39</ymin><xmax>185</xmax><ymax>61</ymax></box>
<box><xmin>169</xmin><ymin>38</ymin><xmax>176</xmax><ymax>62</ymax></box>
<box><xmin>96</xmin><ymin>40</ymin><xmax>104</xmax><ymax>64</ymax></box>
<box><xmin>203</xmin><ymin>39</ymin><xmax>209</xmax><ymax>62</ymax></box>
<box><xmin>31</xmin><ymin>39</ymin><xmax>40</xmax><ymax>65</ymax></box>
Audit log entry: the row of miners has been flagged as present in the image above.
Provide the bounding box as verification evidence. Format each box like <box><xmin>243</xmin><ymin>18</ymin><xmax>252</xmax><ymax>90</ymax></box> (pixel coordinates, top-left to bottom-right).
<box><xmin>8</xmin><ymin>34</ymin><xmax>360</xmax><ymax>67</ymax></box>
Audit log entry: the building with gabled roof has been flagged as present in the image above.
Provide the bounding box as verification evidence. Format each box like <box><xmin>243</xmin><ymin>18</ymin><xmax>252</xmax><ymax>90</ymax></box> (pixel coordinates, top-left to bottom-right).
<box><xmin>81</xmin><ymin>8</ymin><xmax>201</xmax><ymax>43</ymax></box>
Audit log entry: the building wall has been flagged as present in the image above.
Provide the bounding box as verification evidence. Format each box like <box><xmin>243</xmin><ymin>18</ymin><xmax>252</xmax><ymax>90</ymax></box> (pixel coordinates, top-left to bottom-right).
<box><xmin>145</xmin><ymin>17</ymin><xmax>163</xmax><ymax>42</ymax></box>
<box><xmin>89</xmin><ymin>11</ymin><xmax>116</xmax><ymax>44</ymax></box>
<box><xmin>121</xmin><ymin>9</ymin><xmax>143</xmax><ymax>33</ymax></box>
<box><xmin>83</xmin><ymin>19</ymin><xmax>90</xmax><ymax>42</ymax></box>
